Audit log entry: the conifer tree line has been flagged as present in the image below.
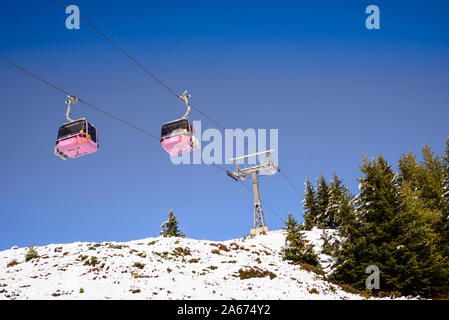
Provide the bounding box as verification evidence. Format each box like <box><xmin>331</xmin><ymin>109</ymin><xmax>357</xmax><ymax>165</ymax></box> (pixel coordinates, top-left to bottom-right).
<box><xmin>294</xmin><ymin>137</ymin><xmax>449</xmax><ymax>297</ymax></box>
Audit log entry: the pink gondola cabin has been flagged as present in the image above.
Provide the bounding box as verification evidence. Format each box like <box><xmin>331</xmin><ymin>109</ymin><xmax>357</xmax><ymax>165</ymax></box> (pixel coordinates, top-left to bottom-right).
<box><xmin>54</xmin><ymin>119</ymin><xmax>99</xmax><ymax>160</ymax></box>
<box><xmin>160</xmin><ymin>118</ymin><xmax>199</xmax><ymax>155</ymax></box>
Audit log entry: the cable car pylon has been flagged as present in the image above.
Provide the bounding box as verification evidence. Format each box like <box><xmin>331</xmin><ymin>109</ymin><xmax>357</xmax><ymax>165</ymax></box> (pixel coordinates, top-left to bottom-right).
<box><xmin>227</xmin><ymin>149</ymin><xmax>280</xmax><ymax>236</ymax></box>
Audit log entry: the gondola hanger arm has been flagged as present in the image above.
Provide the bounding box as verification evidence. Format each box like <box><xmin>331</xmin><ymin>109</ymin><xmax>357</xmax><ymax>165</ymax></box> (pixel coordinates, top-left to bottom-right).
<box><xmin>65</xmin><ymin>95</ymin><xmax>79</xmax><ymax>122</ymax></box>
<box><xmin>179</xmin><ymin>90</ymin><xmax>191</xmax><ymax>119</ymax></box>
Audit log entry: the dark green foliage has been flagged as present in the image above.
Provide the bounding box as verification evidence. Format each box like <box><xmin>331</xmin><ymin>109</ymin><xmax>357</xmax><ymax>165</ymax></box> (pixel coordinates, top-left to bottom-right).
<box><xmin>282</xmin><ymin>238</ymin><xmax>321</xmax><ymax>267</ymax></box>
<box><xmin>325</xmin><ymin>173</ymin><xmax>354</xmax><ymax>230</ymax></box>
<box><xmin>415</xmin><ymin>145</ymin><xmax>446</xmax><ymax>212</ymax></box>
<box><xmin>443</xmin><ymin>137</ymin><xmax>449</xmax><ymax>184</ymax></box>
<box><xmin>329</xmin><ymin>152</ymin><xmax>449</xmax><ymax>297</ymax></box>
<box><xmin>322</xmin><ymin>174</ymin><xmax>341</xmax><ymax>229</ymax></box>
<box><xmin>397</xmin><ymin>145</ymin><xmax>449</xmax><ymax>295</ymax></box>
<box><xmin>25</xmin><ymin>246</ymin><xmax>39</xmax><ymax>262</ymax></box>
<box><xmin>299</xmin><ymin>138</ymin><xmax>449</xmax><ymax>297</ymax></box>
<box><xmin>302</xmin><ymin>174</ymin><xmax>354</xmax><ymax>231</ymax></box>
<box><xmin>441</xmin><ymin>137</ymin><xmax>449</xmax><ymax>265</ymax></box>
<box><xmin>320</xmin><ymin>230</ymin><xmax>340</xmax><ymax>256</ymax></box>
<box><xmin>160</xmin><ymin>209</ymin><xmax>185</xmax><ymax>238</ymax></box>
<box><xmin>284</xmin><ymin>211</ymin><xmax>300</xmax><ymax>236</ymax></box>
<box><xmin>315</xmin><ymin>175</ymin><xmax>330</xmax><ymax>227</ymax></box>
<box><xmin>282</xmin><ymin>213</ymin><xmax>321</xmax><ymax>268</ymax></box>
<box><xmin>302</xmin><ymin>178</ymin><xmax>318</xmax><ymax>230</ymax></box>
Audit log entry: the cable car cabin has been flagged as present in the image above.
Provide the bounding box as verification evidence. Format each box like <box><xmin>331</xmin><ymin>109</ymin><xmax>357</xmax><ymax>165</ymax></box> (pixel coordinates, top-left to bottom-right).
<box><xmin>160</xmin><ymin>119</ymin><xmax>199</xmax><ymax>155</ymax></box>
<box><xmin>54</xmin><ymin>119</ymin><xmax>99</xmax><ymax>160</ymax></box>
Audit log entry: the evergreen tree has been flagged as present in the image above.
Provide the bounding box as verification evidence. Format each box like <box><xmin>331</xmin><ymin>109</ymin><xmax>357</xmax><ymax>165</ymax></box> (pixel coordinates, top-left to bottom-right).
<box><xmin>160</xmin><ymin>209</ymin><xmax>185</xmax><ymax>238</ymax></box>
<box><xmin>398</xmin><ymin>146</ymin><xmax>445</xmax><ymax>213</ymax></box>
<box><xmin>443</xmin><ymin>136</ymin><xmax>449</xmax><ymax>181</ymax></box>
<box><xmin>420</xmin><ymin>145</ymin><xmax>445</xmax><ymax>211</ymax></box>
<box><xmin>399</xmin><ymin>182</ymin><xmax>448</xmax><ymax>295</ymax></box>
<box><xmin>332</xmin><ymin>154</ymin><xmax>449</xmax><ymax>296</ymax></box>
<box><xmin>324</xmin><ymin>173</ymin><xmax>353</xmax><ymax>229</ymax></box>
<box><xmin>436</xmin><ymin>139</ymin><xmax>449</xmax><ymax>227</ymax></box>
<box><xmin>302</xmin><ymin>173</ymin><xmax>356</xmax><ymax>232</ymax></box>
<box><xmin>282</xmin><ymin>212</ymin><xmax>320</xmax><ymax>267</ymax></box>
<box><xmin>333</xmin><ymin>155</ymin><xmax>404</xmax><ymax>292</ymax></box>
<box><xmin>336</xmin><ymin>202</ymin><xmax>356</xmax><ymax>238</ymax></box>
<box><xmin>315</xmin><ymin>175</ymin><xmax>330</xmax><ymax>228</ymax></box>
<box><xmin>302</xmin><ymin>178</ymin><xmax>319</xmax><ymax>230</ymax></box>
<box><xmin>284</xmin><ymin>212</ymin><xmax>301</xmax><ymax>236</ymax></box>
<box><xmin>334</xmin><ymin>188</ymin><xmax>357</xmax><ymax>236</ymax></box>
<box><xmin>397</xmin><ymin>151</ymin><xmax>421</xmax><ymax>190</ymax></box>
<box><xmin>439</xmin><ymin>137</ymin><xmax>449</xmax><ymax>275</ymax></box>
<box><xmin>443</xmin><ymin>137</ymin><xmax>449</xmax><ymax>208</ymax></box>
<box><xmin>320</xmin><ymin>229</ymin><xmax>340</xmax><ymax>256</ymax></box>
<box><xmin>398</xmin><ymin>146</ymin><xmax>449</xmax><ymax>292</ymax></box>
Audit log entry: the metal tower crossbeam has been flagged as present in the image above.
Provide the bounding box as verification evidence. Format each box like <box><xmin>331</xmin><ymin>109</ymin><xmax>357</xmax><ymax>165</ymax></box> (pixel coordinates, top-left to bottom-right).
<box><xmin>227</xmin><ymin>149</ymin><xmax>279</xmax><ymax>236</ymax></box>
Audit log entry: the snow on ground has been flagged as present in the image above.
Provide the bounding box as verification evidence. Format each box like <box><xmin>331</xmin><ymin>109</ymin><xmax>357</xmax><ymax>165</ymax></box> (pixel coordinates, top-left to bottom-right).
<box><xmin>303</xmin><ymin>228</ymin><xmax>340</xmax><ymax>274</ymax></box>
<box><xmin>0</xmin><ymin>229</ymin><xmax>384</xmax><ymax>300</ymax></box>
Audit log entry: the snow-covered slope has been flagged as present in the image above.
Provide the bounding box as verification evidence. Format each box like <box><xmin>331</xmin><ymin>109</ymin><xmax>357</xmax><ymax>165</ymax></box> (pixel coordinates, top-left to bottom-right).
<box><xmin>0</xmin><ymin>229</ymin><xmax>369</xmax><ymax>300</ymax></box>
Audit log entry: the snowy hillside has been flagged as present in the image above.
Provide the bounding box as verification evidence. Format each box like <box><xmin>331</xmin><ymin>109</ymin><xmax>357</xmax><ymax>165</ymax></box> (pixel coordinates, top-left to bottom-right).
<box><xmin>0</xmin><ymin>229</ymin><xmax>379</xmax><ymax>300</ymax></box>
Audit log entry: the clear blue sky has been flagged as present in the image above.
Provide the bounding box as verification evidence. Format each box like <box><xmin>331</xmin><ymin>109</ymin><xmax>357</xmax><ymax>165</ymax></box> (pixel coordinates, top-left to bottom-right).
<box><xmin>0</xmin><ymin>0</ymin><xmax>448</xmax><ymax>250</ymax></box>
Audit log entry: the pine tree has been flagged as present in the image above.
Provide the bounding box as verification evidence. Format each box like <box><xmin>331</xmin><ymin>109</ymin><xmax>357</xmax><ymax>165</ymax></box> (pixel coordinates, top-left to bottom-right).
<box><xmin>160</xmin><ymin>209</ymin><xmax>185</xmax><ymax>238</ymax></box>
<box><xmin>282</xmin><ymin>212</ymin><xmax>320</xmax><ymax>268</ymax></box>
<box><xmin>398</xmin><ymin>145</ymin><xmax>449</xmax><ymax>293</ymax></box>
<box><xmin>398</xmin><ymin>146</ymin><xmax>445</xmax><ymax>213</ymax></box>
<box><xmin>315</xmin><ymin>175</ymin><xmax>330</xmax><ymax>228</ymax></box>
<box><xmin>334</xmin><ymin>188</ymin><xmax>357</xmax><ymax>237</ymax></box>
<box><xmin>398</xmin><ymin>182</ymin><xmax>448</xmax><ymax>295</ymax></box>
<box><xmin>443</xmin><ymin>136</ymin><xmax>449</xmax><ymax>180</ymax></box>
<box><xmin>284</xmin><ymin>212</ymin><xmax>301</xmax><ymax>236</ymax></box>
<box><xmin>332</xmin><ymin>155</ymin><xmax>405</xmax><ymax>292</ymax></box>
<box><xmin>324</xmin><ymin>173</ymin><xmax>353</xmax><ymax>229</ymax></box>
<box><xmin>438</xmin><ymin>139</ymin><xmax>449</xmax><ymax>223</ymax></box>
<box><xmin>303</xmin><ymin>172</ymin><xmax>356</xmax><ymax>232</ymax></box>
<box><xmin>420</xmin><ymin>145</ymin><xmax>445</xmax><ymax>211</ymax></box>
<box><xmin>302</xmin><ymin>178</ymin><xmax>319</xmax><ymax>230</ymax></box>
<box><xmin>332</xmin><ymin>154</ymin><xmax>449</xmax><ymax>296</ymax></box>
<box><xmin>439</xmin><ymin>137</ymin><xmax>449</xmax><ymax>278</ymax></box>
<box><xmin>398</xmin><ymin>150</ymin><xmax>443</xmax><ymax>228</ymax></box>
<box><xmin>397</xmin><ymin>151</ymin><xmax>421</xmax><ymax>190</ymax></box>
<box><xmin>320</xmin><ymin>229</ymin><xmax>340</xmax><ymax>256</ymax></box>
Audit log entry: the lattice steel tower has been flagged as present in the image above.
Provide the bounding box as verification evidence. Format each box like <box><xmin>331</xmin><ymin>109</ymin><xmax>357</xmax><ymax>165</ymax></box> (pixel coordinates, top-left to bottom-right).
<box><xmin>227</xmin><ymin>149</ymin><xmax>279</xmax><ymax>236</ymax></box>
